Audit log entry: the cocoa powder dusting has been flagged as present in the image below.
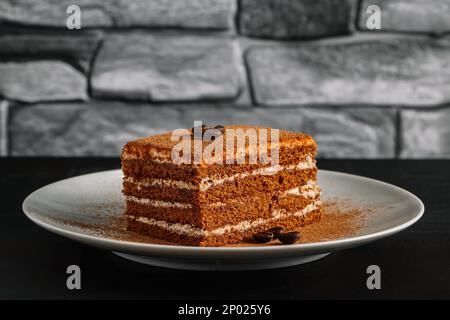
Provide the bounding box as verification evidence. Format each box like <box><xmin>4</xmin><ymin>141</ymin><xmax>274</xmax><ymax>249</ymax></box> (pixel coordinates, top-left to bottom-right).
<box><xmin>47</xmin><ymin>199</ymin><xmax>372</xmax><ymax>247</ymax></box>
<box><xmin>298</xmin><ymin>200</ymin><xmax>365</xmax><ymax>243</ymax></box>
<box><xmin>228</xmin><ymin>199</ymin><xmax>368</xmax><ymax>247</ymax></box>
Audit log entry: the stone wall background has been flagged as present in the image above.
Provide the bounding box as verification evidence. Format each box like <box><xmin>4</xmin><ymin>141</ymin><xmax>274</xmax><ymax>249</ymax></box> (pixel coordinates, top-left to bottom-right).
<box><xmin>0</xmin><ymin>0</ymin><xmax>449</xmax><ymax>158</ymax></box>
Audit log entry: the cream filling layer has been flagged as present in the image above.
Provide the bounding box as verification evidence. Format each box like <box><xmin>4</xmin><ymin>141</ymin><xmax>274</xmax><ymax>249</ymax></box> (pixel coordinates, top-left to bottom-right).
<box><xmin>122</xmin><ymin>140</ymin><xmax>315</xmax><ymax>163</ymax></box>
<box><xmin>282</xmin><ymin>181</ymin><xmax>321</xmax><ymax>198</ymax></box>
<box><xmin>125</xmin><ymin>181</ymin><xmax>320</xmax><ymax>209</ymax></box>
<box><xmin>124</xmin><ymin>195</ymin><xmax>192</xmax><ymax>209</ymax></box>
<box><xmin>125</xmin><ymin>156</ymin><xmax>316</xmax><ymax>192</ymax></box>
<box><xmin>207</xmin><ymin>182</ymin><xmax>320</xmax><ymax>207</ymax></box>
<box><xmin>122</xmin><ymin>149</ymin><xmax>168</xmax><ymax>161</ymax></box>
<box><xmin>199</xmin><ymin>157</ymin><xmax>315</xmax><ymax>191</ymax></box>
<box><xmin>127</xmin><ymin>201</ymin><xmax>321</xmax><ymax>237</ymax></box>
<box><xmin>124</xmin><ymin>177</ymin><xmax>195</xmax><ymax>190</ymax></box>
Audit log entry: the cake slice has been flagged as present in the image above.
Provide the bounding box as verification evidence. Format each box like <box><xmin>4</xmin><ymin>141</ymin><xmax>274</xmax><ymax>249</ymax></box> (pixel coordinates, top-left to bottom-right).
<box><xmin>121</xmin><ymin>124</ymin><xmax>322</xmax><ymax>246</ymax></box>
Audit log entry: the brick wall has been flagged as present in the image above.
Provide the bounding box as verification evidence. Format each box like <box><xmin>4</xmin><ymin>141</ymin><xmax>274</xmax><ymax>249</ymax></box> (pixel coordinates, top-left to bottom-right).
<box><xmin>0</xmin><ymin>0</ymin><xmax>449</xmax><ymax>158</ymax></box>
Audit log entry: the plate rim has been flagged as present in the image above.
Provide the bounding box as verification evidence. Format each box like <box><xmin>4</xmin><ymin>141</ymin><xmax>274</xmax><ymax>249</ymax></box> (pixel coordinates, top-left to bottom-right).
<box><xmin>22</xmin><ymin>169</ymin><xmax>425</xmax><ymax>254</ymax></box>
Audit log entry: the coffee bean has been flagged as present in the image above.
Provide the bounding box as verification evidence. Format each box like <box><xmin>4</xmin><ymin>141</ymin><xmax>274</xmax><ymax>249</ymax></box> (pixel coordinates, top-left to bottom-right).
<box><xmin>202</xmin><ymin>124</ymin><xmax>214</xmax><ymax>134</ymax></box>
<box><xmin>278</xmin><ymin>231</ymin><xmax>301</xmax><ymax>244</ymax></box>
<box><xmin>210</xmin><ymin>125</ymin><xmax>225</xmax><ymax>140</ymax></box>
<box><xmin>214</xmin><ymin>125</ymin><xmax>225</xmax><ymax>134</ymax></box>
<box><xmin>191</xmin><ymin>124</ymin><xmax>213</xmax><ymax>137</ymax></box>
<box><xmin>253</xmin><ymin>231</ymin><xmax>274</xmax><ymax>243</ymax></box>
<box><xmin>267</xmin><ymin>226</ymin><xmax>283</xmax><ymax>239</ymax></box>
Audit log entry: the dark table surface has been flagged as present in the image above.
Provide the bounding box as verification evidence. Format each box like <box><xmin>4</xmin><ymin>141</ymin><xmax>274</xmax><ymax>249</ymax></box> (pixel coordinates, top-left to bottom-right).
<box><xmin>0</xmin><ymin>158</ymin><xmax>449</xmax><ymax>300</ymax></box>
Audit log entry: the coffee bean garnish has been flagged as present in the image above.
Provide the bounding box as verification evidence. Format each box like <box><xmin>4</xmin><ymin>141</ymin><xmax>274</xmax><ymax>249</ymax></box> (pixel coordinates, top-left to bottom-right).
<box><xmin>191</xmin><ymin>124</ymin><xmax>210</xmax><ymax>136</ymax></box>
<box><xmin>214</xmin><ymin>125</ymin><xmax>225</xmax><ymax>134</ymax></box>
<box><xmin>210</xmin><ymin>125</ymin><xmax>225</xmax><ymax>141</ymax></box>
<box><xmin>278</xmin><ymin>231</ymin><xmax>301</xmax><ymax>245</ymax></box>
<box><xmin>267</xmin><ymin>226</ymin><xmax>283</xmax><ymax>239</ymax></box>
<box><xmin>253</xmin><ymin>231</ymin><xmax>274</xmax><ymax>243</ymax></box>
<box><xmin>191</xmin><ymin>124</ymin><xmax>225</xmax><ymax>138</ymax></box>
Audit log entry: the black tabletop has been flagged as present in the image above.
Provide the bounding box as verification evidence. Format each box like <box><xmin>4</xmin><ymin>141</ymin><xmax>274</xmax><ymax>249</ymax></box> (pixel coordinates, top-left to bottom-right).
<box><xmin>0</xmin><ymin>158</ymin><xmax>449</xmax><ymax>300</ymax></box>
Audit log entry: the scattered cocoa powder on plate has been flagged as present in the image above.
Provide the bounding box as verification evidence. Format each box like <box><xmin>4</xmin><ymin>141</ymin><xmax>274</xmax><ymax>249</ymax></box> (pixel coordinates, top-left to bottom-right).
<box><xmin>44</xmin><ymin>199</ymin><xmax>373</xmax><ymax>247</ymax></box>
<box><xmin>228</xmin><ymin>199</ymin><xmax>369</xmax><ymax>247</ymax></box>
<box><xmin>298</xmin><ymin>200</ymin><xmax>365</xmax><ymax>243</ymax></box>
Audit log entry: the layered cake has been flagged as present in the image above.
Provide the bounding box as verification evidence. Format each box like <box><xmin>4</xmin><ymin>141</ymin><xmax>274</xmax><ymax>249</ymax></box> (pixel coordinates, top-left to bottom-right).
<box><xmin>121</xmin><ymin>124</ymin><xmax>322</xmax><ymax>246</ymax></box>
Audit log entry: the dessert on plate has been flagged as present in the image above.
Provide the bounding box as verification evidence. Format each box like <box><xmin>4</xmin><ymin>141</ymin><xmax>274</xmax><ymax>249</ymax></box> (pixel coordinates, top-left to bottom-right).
<box><xmin>121</xmin><ymin>124</ymin><xmax>322</xmax><ymax>246</ymax></box>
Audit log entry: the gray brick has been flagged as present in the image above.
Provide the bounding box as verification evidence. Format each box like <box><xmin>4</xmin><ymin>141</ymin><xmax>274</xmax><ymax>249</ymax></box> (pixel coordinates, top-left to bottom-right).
<box><xmin>10</xmin><ymin>102</ymin><xmax>180</xmax><ymax>157</ymax></box>
<box><xmin>10</xmin><ymin>102</ymin><xmax>395</xmax><ymax>158</ymax></box>
<box><xmin>91</xmin><ymin>33</ymin><xmax>243</xmax><ymax>102</ymax></box>
<box><xmin>246</xmin><ymin>39</ymin><xmax>450</xmax><ymax>107</ymax></box>
<box><xmin>239</xmin><ymin>0</ymin><xmax>355</xmax><ymax>39</ymax></box>
<box><xmin>0</xmin><ymin>31</ymin><xmax>102</xmax><ymax>72</ymax></box>
<box><xmin>359</xmin><ymin>0</ymin><xmax>450</xmax><ymax>34</ymax></box>
<box><xmin>0</xmin><ymin>0</ymin><xmax>234</xmax><ymax>29</ymax></box>
<box><xmin>296</xmin><ymin>108</ymin><xmax>396</xmax><ymax>158</ymax></box>
<box><xmin>0</xmin><ymin>61</ymin><xmax>87</xmax><ymax>103</ymax></box>
<box><xmin>400</xmin><ymin>108</ymin><xmax>450</xmax><ymax>158</ymax></box>
<box><xmin>0</xmin><ymin>100</ymin><xmax>8</xmax><ymax>156</ymax></box>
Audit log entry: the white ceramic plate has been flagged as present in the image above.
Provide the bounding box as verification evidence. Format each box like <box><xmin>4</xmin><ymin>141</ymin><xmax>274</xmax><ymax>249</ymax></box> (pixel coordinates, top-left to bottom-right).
<box><xmin>22</xmin><ymin>170</ymin><xmax>424</xmax><ymax>271</ymax></box>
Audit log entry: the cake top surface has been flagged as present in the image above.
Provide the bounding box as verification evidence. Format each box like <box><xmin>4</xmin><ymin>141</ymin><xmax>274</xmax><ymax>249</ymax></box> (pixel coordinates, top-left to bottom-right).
<box><xmin>126</xmin><ymin>125</ymin><xmax>313</xmax><ymax>148</ymax></box>
<box><xmin>122</xmin><ymin>124</ymin><xmax>316</xmax><ymax>164</ymax></box>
